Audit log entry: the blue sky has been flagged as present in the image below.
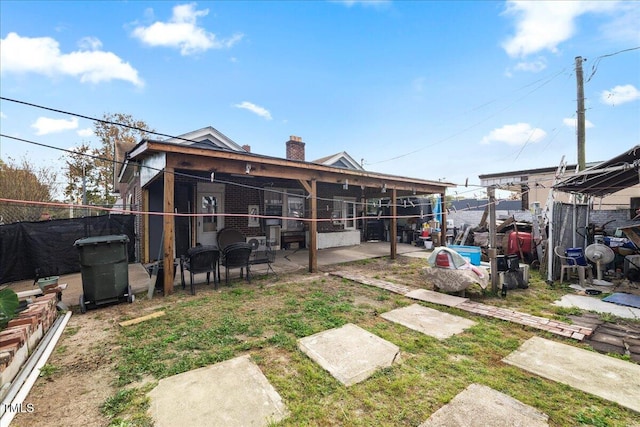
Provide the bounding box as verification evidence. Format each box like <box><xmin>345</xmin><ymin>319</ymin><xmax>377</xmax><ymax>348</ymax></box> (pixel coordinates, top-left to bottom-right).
<box><xmin>1</xmin><ymin>0</ymin><xmax>639</xmax><ymax>199</ymax></box>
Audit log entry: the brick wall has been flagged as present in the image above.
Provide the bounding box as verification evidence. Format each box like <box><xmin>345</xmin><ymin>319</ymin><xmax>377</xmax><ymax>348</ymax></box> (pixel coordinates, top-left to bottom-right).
<box><xmin>0</xmin><ymin>293</ymin><xmax>58</xmax><ymax>385</ymax></box>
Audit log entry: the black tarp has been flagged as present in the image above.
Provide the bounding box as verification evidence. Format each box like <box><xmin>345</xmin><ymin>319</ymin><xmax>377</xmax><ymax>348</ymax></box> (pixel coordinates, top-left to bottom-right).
<box><xmin>0</xmin><ymin>214</ymin><xmax>135</xmax><ymax>284</ymax></box>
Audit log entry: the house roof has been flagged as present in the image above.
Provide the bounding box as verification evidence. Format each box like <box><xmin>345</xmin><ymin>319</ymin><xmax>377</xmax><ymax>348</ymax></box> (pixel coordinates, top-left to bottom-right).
<box><xmin>478</xmin><ymin>161</ymin><xmax>600</xmax><ymax>190</ymax></box>
<box><xmin>162</xmin><ymin>126</ymin><xmax>246</xmax><ymax>152</ymax></box>
<box><xmin>312</xmin><ymin>152</ymin><xmax>364</xmax><ymax>171</ymax></box>
<box><xmin>553</xmin><ymin>145</ymin><xmax>640</xmax><ymax>197</ymax></box>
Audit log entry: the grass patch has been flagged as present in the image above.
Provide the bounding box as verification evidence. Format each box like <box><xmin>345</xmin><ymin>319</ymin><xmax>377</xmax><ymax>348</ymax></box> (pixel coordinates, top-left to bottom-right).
<box><xmin>38</xmin><ymin>364</ymin><xmax>59</xmax><ymax>379</ymax></box>
<box><xmin>110</xmin><ymin>259</ymin><xmax>640</xmax><ymax>426</ymax></box>
<box><xmin>101</xmin><ymin>386</ymin><xmax>153</xmax><ymax>427</ymax></box>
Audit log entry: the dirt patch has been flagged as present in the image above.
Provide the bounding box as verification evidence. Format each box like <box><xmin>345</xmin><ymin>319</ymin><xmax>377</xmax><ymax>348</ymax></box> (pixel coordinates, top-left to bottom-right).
<box><xmin>8</xmin><ymin>297</ymin><xmax>165</xmax><ymax>427</ymax></box>
<box><xmin>10</xmin><ymin>310</ymin><xmax>117</xmax><ymax>427</ymax></box>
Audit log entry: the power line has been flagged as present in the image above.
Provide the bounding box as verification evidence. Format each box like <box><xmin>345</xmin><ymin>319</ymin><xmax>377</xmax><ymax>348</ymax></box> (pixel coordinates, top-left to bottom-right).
<box><xmin>365</xmin><ymin>67</ymin><xmax>568</xmax><ymax>166</ymax></box>
<box><xmin>586</xmin><ymin>46</ymin><xmax>640</xmax><ymax>83</ymax></box>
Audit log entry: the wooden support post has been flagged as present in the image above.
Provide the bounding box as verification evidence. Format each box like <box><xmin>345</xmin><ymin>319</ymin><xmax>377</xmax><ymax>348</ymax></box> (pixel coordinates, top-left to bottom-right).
<box><xmin>300</xmin><ymin>179</ymin><xmax>317</xmax><ymax>273</ymax></box>
<box><xmin>309</xmin><ymin>180</ymin><xmax>318</xmax><ymax>273</ymax></box>
<box><xmin>163</xmin><ymin>167</ymin><xmax>175</xmax><ymax>295</ymax></box>
<box><xmin>488</xmin><ymin>186</ymin><xmax>498</xmax><ymax>294</ymax></box>
<box><xmin>390</xmin><ymin>188</ymin><xmax>397</xmax><ymax>259</ymax></box>
<box><xmin>143</xmin><ymin>188</ymin><xmax>149</xmax><ymax>263</ymax></box>
<box><xmin>440</xmin><ymin>191</ymin><xmax>447</xmax><ymax>246</ymax></box>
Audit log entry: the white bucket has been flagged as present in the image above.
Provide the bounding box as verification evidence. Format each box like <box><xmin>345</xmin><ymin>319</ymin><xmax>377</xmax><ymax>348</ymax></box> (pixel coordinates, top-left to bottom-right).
<box><xmin>424</xmin><ymin>240</ymin><xmax>433</xmax><ymax>250</ymax></box>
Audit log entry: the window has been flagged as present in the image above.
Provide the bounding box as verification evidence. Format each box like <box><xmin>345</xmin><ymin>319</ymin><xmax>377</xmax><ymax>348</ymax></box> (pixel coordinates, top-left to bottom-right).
<box><xmin>265</xmin><ymin>188</ymin><xmax>305</xmax><ymax>231</ymax></box>
<box><xmin>285</xmin><ymin>190</ymin><xmax>305</xmax><ymax>231</ymax></box>
<box><xmin>202</xmin><ymin>195</ymin><xmax>219</xmax><ymax>232</ymax></box>
<box><xmin>333</xmin><ymin>197</ymin><xmax>356</xmax><ymax>230</ymax></box>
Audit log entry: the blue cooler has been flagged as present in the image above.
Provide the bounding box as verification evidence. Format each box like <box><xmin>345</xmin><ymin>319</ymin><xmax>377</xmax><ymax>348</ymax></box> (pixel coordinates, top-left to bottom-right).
<box><xmin>566</xmin><ymin>247</ymin><xmax>587</xmax><ymax>266</ymax></box>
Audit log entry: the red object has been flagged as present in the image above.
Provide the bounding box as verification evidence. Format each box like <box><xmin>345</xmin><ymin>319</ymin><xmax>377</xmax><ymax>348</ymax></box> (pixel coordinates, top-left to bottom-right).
<box><xmin>435</xmin><ymin>252</ymin><xmax>452</xmax><ymax>268</ymax></box>
<box><xmin>421</xmin><ymin>229</ymin><xmax>430</xmax><ymax>238</ymax></box>
<box><xmin>507</xmin><ymin>231</ymin><xmax>533</xmax><ymax>258</ymax></box>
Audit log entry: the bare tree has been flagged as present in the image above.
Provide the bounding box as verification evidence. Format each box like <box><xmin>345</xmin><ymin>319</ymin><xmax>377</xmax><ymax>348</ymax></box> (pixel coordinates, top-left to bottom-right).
<box><xmin>0</xmin><ymin>157</ymin><xmax>58</xmax><ymax>223</ymax></box>
<box><xmin>63</xmin><ymin>113</ymin><xmax>152</xmax><ymax>207</ymax></box>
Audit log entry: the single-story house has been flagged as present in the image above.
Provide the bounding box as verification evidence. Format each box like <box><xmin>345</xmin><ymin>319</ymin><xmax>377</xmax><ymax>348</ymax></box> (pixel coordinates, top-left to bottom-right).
<box><xmin>117</xmin><ymin>127</ymin><xmax>454</xmax><ymax>294</ymax></box>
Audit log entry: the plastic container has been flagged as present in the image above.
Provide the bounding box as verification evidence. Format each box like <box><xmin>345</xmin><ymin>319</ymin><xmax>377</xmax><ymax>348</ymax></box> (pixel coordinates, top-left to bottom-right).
<box><xmin>36</xmin><ymin>276</ymin><xmax>59</xmax><ymax>292</ymax></box>
<box><xmin>566</xmin><ymin>247</ymin><xmax>587</xmax><ymax>266</ymax></box>
<box><xmin>74</xmin><ymin>234</ymin><xmax>133</xmax><ymax>313</ymax></box>
<box><xmin>506</xmin><ymin>231</ymin><xmax>533</xmax><ymax>258</ymax></box>
<box><xmin>448</xmin><ymin>245</ymin><xmax>481</xmax><ymax>266</ymax></box>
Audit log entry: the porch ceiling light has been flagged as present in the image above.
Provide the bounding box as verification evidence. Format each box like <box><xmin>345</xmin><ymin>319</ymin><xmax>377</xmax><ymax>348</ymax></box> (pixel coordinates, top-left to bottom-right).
<box><xmin>245</xmin><ymin>163</ymin><xmax>252</xmax><ymax>174</ymax></box>
<box><xmin>381</xmin><ymin>183</ymin><xmax>387</xmax><ymax>193</ymax></box>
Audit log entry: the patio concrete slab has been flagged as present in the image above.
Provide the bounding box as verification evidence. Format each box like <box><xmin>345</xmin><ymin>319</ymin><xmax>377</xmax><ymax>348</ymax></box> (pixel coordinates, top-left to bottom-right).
<box><xmin>297</xmin><ymin>323</ymin><xmax>400</xmax><ymax>386</ymax></box>
<box><xmin>553</xmin><ymin>294</ymin><xmax>640</xmax><ymax>320</ymax></box>
<box><xmin>148</xmin><ymin>355</ymin><xmax>288</xmax><ymax>427</ymax></box>
<box><xmin>381</xmin><ymin>304</ymin><xmax>476</xmax><ymax>339</ymax></box>
<box><xmin>419</xmin><ymin>383</ymin><xmax>549</xmax><ymax>427</ymax></box>
<box><xmin>503</xmin><ymin>336</ymin><xmax>640</xmax><ymax>413</ymax></box>
<box><xmin>405</xmin><ymin>288</ymin><xmax>469</xmax><ymax>307</ymax></box>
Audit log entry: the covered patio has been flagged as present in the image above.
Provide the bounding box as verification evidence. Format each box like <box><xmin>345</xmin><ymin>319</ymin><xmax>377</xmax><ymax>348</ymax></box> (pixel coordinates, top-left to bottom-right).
<box><xmin>119</xmin><ymin>136</ymin><xmax>454</xmax><ymax>295</ymax></box>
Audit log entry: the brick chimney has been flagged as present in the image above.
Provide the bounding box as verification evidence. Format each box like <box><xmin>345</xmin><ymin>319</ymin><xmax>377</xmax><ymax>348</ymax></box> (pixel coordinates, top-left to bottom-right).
<box><xmin>286</xmin><ymin>135</ymin><xmax>305</xmax><ymax>161</ymax></box>
<box><xmin>242</xmin><ymin>144</ymin><xmax>251</xmax><ymax>153</ymax></box>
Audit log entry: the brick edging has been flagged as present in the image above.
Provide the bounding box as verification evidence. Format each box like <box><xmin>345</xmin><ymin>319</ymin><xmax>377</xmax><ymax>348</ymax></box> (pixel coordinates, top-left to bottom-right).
<box><xmin>331</xmin><ymin>271</ymin><xmax>593</xmax><ymax>341</ymax></box>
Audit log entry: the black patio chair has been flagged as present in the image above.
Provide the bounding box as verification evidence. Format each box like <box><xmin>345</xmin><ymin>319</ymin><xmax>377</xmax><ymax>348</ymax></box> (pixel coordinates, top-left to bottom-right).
<box><xmin>248</xmin><ymin>239</ymin><xmax>277</xmax><ymax>279</ymax></box>
<box><xmin>180</xmin><ymin>245</ymin><xmax>219</xmax><ymax>294</ymax></box>
<box><xmin>220</xmin><ymin>242</ymin><xmax>253</xmax><ymax>285</ymax></box>
<box><xmin>217</xmin><ymin>228</ymin><xmax>245</xmax><ymax>251</ymax></box>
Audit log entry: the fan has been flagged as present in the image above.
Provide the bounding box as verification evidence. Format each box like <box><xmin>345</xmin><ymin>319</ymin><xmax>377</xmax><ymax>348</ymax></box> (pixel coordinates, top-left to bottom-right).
<box><xmin>584</xmin><ymin>243</ymin><xmax>615</xmax><ymax>286</ymax></box>
<box><xmin>247</xmin><ymin>238</ymin><xmax>260</xmax><ymax>251</ymax></box>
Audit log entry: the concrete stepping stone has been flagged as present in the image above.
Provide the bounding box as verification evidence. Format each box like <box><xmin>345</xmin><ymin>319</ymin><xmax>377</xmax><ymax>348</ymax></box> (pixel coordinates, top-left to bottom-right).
<box><xmin>503</xmin><ymin>336</ymin><xmax>640</xmax><ymax>413</ymax></box>
<box><xmin>420</xmin><ymin>383</ymin><xmax>549</xmax><ymax>426</ymax></box>
<box><xmin>148</xmin><ymin>355</ymin><xmax>288</xmax><ymax>427</ymax></box>
<box><xmin>298</xmin><ymin>323</ymin><xmax>400</xmax><ymax>386</ymax></box>
<box><xmin>381</xmin><ymin>304</ymin><xmax>476</xmax><ymax>339</ymax></box>
<box><xmin>554</xmin><ymin>294</ymin><xmax>640</xmax><ymax>320</ymax></box>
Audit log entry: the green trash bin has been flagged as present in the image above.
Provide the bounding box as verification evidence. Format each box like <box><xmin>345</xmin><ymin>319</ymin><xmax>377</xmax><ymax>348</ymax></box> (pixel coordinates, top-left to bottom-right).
<box><xmin>74</xmin><ymin>234</ymin><xmax>133</xmax><ymax>313</ymax></box>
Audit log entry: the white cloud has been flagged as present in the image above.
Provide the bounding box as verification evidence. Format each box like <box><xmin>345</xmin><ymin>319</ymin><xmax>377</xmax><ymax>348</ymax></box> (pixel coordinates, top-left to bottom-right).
<box><xmin>599</xmin><ymin>2</ymin><xmax>640</xmax><ymax>43</ymax></box>
<box><xmin>0</xmin><ymin>32</ymin><xmax>143</xmax><ymax>86</ymax></box>
<box><xmin>31</xmin><ymin>117</ymin><xmax>79</xmax><ymax>135</ymax></box>
<box><xmin>234</xmin><ymin>101</ymin><xmax>272</xmax><ymax>120</ymax></box>
<box><xmin>513</xmin><ymin>57</ymin><xmax>547</xmax><ymax>73</ymax></box>
<box><xmin>77</xmin><ymin>128</ymin><xmax>94</xmax><ymax>137</ymax></box>
<box><xmin>334</xmin><ymin>0</ymin><xmax>391</xmax><ymax>8</ymax></box>
<box><xmin>132</xmin><ymin>3</ymin><xmax>243</xmax><ymax>56</ymax></box>
<box><xmin>78</xmin><ymin>36</ymin><xmax>103</xmax><ymax>51</ymax></box>
<box><xmin>481</xmin><ymin>123</ymin><xmax>547</xmax><ymax>146</ymax></box>
<box><xmin>501</xmin><ymin>1</ymin><xmax>620</xmax><ymax>58</ymax></box>
<box><xmin>600</xmin><ymin>84</ymin><xmax>640</xmax><ymax>106</ymax></box>
<box><xmin>562</xmin><ymin>117</ymin><xmax>594</xmax><ymax>128</ymax></box>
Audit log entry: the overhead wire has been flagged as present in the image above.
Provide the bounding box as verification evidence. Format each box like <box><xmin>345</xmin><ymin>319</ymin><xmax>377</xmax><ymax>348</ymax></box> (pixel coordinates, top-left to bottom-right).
<box><xmin>1</xmin><ymin>95</ymin><xmax>599</xmax><ymax>216</ymax></box>
<box><xmin>365</xmin><ymin>67</ymin><xmax>569</xmax><ymax>166</ymax></box>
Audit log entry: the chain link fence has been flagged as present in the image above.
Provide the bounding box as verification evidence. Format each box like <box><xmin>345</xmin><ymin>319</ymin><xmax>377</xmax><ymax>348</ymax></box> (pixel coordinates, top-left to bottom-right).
<box><xmin>0</xmin><ymin>201</ymin><xmax>114</xmax><ymax>225</ymax></box>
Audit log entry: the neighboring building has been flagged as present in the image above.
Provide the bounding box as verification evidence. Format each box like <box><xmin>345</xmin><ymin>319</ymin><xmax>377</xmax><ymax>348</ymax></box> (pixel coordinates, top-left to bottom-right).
<box><xmin>479</xmin><ymin>150</ymin><xmax>640</xmax><ymax>219</ymax></box>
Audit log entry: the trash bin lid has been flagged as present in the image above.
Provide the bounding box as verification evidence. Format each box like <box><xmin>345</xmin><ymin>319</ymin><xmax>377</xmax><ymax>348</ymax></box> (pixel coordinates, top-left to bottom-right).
<box><xmin>74</xmin><ymin>234</ymin><xmax>130</xmax><ymax>247</ymax></box>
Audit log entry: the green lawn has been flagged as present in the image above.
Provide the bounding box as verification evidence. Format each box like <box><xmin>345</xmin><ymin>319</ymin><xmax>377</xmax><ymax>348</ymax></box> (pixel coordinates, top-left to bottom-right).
<box><xmin>103</xmin><ymin>257</ymin><xmax>640</xmax><ymax>427</ymax></box>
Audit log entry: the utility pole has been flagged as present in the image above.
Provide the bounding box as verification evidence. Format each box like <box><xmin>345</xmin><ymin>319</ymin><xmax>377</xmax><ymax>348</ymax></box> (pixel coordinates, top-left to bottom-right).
<box><xmin>575</xmin><ymin>56</ymin><xmax>586</xmax><ymax>172</ymax></box>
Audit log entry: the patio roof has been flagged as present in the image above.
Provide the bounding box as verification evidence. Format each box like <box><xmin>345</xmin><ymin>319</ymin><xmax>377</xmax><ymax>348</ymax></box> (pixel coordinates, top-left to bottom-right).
<box><xmin>553</xmin><ymin>145</ymin><xmax>640</xmax><ymax>197</ymax></box>
<box><xmin>125</xmin><ymin>138</ymin><xmax>455</xmax><ymax>195</ymax></box>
